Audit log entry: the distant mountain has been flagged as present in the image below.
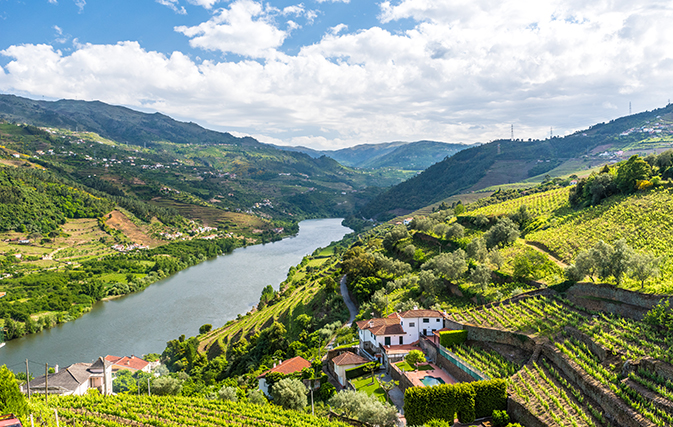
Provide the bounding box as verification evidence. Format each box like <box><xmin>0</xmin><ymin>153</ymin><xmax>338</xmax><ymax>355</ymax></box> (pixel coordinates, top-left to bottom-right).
<box><xmin>0</xmin><ymin>94</ymin><xmax>248</xmax><ymax>147</ymax></box>
<box><xmin>274</xmin><ymin>140</ymin><xmax>470</xmax><ymax>170</ymax></box>
<box><xmin>359</xmin><ymin>104</ymin><xmax>673</xmax><ymax>219</ymax></box>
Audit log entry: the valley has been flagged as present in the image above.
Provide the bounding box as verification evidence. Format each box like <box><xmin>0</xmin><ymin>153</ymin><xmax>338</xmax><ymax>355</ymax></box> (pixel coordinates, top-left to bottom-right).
<box><xmin>2</xmin><ymin>97</ymin><xmax>673</xmax><ymax>427</ymax></box>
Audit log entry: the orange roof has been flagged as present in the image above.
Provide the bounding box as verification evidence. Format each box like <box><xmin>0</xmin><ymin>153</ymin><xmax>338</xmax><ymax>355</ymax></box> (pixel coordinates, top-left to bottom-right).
<box><xmin>105</xmin><ymin>355</ymin><xmax>149</xmax><ymax>371</ymax></box>
<box><xmin>393</xmin><ymin>309</ymin><xmax>445</xmax><ymax>318</ymax></box>
<box><xmin>259</xmin><ymin>356</ymin><xmax>311</xmax><ymax>378</ymax></box>
<box><xmin>356</xmin><ymin>318</ymin><xmax>405</xmax><ymax>336</ymax></box>
<box><xmin>332</xmin><ymin>352</ymin><xmax>369</xmax><ymax>367</ymax></box>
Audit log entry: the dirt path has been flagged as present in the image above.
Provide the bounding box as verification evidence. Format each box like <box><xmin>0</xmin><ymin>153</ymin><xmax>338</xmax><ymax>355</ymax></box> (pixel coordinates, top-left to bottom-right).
<box><xmin>340</xmin><ymin>274</ymin><xmax>358</xmax><ymax>326</ymax></box>
<box><xmin>524</xmin><ymin>240</ymin><xmax>569</xmax><ymax>269</ymax></box>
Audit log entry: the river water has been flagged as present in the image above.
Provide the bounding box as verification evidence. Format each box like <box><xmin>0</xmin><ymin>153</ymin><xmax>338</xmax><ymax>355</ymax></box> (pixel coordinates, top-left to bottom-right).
<box><xmin>0</xmin><ymin>218</ymin><xmax>350</xmax><ymax>372</ymax></box>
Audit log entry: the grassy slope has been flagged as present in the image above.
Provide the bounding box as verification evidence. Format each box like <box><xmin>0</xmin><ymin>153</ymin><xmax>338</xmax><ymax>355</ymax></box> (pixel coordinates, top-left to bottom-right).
<box><xmin>465</xmin><ymin>184</ymin><xmax>673</xmax><ymax>293</ymax></box>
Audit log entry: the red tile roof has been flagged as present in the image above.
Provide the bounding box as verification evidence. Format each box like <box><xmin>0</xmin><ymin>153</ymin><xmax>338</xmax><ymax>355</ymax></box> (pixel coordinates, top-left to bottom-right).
<box><xmin>105</xmin><ymin>355</ymin><xmax>149</xmax><ymax>371</ymax></box>
<box><xmin>332</xmin><ymin>352</ymin><xmax>369</xmax><ymax>367</ymax></box>
<box><xmin>258</xmin><ymin>356</ymin><xmax>311</xmax><ymax>378</ymax></box>
<box><xmin>392</xmin><ymin>309</ymin><xmax>445</xmax><ymax>318</ymax></box>
<box><xmin>356</xmin><ymin>318</ymin><xmax>405</xmax><ymax>336</ymax></box>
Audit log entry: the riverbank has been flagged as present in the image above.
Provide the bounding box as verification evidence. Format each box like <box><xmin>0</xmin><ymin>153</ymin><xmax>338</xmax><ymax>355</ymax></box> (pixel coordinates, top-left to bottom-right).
<box><xmin>0</xmin><ymin>219</ymin><xmax>351</xmax><ymax>370</ymax></box>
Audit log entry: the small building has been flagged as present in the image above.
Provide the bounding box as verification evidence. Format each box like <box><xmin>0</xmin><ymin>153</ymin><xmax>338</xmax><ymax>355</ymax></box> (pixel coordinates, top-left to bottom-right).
<box><xmin>257</xmin><ymin>356</ymin><xmax>311</xmax><ymax>397</ymax></box>
<box><xmin>104</xmin><ymin>355</ymin><xmax>152</xmax><ymax>373</ymax></box>
<box><xmin>22</xmin><ymin>357</ymin><xmax>112</xmax><ymax>396</ymax></box>
<box><xmin>357</xmin><ymin>309</ymin><xmax>448</xmax><ymax>367</ymax></box>
<box><xmin>331</xmin><ymin>352</ymin><xmax>369</xmax><ymax>387</ymax></box>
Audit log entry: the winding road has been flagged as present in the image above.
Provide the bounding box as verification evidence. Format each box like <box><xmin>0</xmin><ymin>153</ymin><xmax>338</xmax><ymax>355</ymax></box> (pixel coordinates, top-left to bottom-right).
<box><xmin>340</xmin><ymin>274</ymin><xmax>358</xmax><ymax>326</ymax></box>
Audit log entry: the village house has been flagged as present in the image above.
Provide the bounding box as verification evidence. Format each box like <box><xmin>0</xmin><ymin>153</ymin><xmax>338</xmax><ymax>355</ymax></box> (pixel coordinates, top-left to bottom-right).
<box><xmin>257</xmin><ymin>356</ymin><xmax>311</xmax><ymax>397</ymax></box>
<box><xmin>22</xmin><ymin>357</ymin><xmax>112</xmax><ymax>396</ymax></box>
<box><xmin>356</xmin><ymin>309</ymin><xmax>448</xmax><ymax>367</ymax></box>
<box><xmin>104</xmin><ymin>355</ymin><xmax>154</xmax><ymax>374</ymax></box>
<box><xmin>331</xmin><ymin>351</ymin><xmax>370</xmax><ymax>387</ymax></box>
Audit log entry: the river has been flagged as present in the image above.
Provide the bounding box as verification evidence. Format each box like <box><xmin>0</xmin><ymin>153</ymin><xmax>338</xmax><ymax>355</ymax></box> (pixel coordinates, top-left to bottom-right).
<box><xmin>0</xmin><ymin>218</ymin><xmax>351</xmax><ymax>373</ymax></box>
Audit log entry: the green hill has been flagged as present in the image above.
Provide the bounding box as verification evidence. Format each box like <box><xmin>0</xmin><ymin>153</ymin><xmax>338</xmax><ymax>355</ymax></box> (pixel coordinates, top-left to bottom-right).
<box><xmin>280</xmin><ymin>140</ymin><xmax>469</xmax><ymax>170</ymax></box>
<box><xmin>359</xmin><ymin>104</ymin><xmax>673</xmax><ymax>220</ymax></box>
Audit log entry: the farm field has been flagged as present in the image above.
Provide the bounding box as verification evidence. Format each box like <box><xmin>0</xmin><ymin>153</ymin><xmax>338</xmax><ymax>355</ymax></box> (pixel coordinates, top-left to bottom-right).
<box><xmin>442</xmin><ymin>289</ymin><xmax>673</xmax><ymax>427</ymax></box>
<box><xmin>48</xmin><ymin>394</ymin><xmax>349</xmax><ymax>427</ymax></box>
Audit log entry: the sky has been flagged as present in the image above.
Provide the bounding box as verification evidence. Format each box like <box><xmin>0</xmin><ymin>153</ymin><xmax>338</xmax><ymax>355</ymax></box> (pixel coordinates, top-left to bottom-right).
<box><xmin>1</xmin><ymin>0</ymin><xmax>673</xmax><ymax>150</ymax></box>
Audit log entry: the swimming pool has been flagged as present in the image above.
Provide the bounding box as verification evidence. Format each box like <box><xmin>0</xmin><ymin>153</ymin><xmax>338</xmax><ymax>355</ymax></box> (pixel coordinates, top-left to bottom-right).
<box><xmin>420</xmin><ymin>376</ymin><xmax>445</xmax><ymax>387</ymax></box>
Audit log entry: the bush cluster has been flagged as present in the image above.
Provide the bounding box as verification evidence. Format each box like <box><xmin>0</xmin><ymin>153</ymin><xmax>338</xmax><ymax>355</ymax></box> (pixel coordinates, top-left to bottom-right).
<box><xmin>404</xmin><ymin>378</ymin><xmax>507</xmax><ymax>426</ymax></box>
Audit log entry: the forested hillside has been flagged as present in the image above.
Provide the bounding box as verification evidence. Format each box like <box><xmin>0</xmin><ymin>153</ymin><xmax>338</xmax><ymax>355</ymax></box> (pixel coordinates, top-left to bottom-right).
<box><xmin>359</xmin><ymin>103</ymin><xmax>673</xmax><ymax>220</ymax></box>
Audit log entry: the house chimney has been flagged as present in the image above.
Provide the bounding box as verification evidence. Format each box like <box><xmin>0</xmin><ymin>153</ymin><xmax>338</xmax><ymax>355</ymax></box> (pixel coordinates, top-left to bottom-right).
<box><xmin>54</xmin><ymin>365</ymin><xmax>59</xmax><ymax>373</ymax></box>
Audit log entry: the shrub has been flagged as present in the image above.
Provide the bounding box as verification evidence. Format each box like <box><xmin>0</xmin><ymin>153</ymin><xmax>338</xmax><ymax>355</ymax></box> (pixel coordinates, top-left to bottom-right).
<box><xmin>439</xmin><ymin>330</ymin><xmax>467</xmax><ymax>348</ymax></box>
<box><xmin>218</xmin><ymin>386</ymin><xmax>238</xmax><ymax>402</ymax></box>
<box><xmin>404</xmin><ymin>379</ymin><xmax>506</xmax><ymax>426</ymax></box>
<box><xmin>271</xmin><ymin>378</ymin><xmax>307</xmax><ymax>411</ymax></box>
<box><xmin>473</xmin><ymin>379</ymin><xmax>508</xmax><ymax>418</ymax></box>
<box><xmin>405</xmin><ymin>350</ymin><xmax>425</xmax><ymax>368</ymax></box>
<box><xmin>492</xmin><ymin>409</ymin><xmax>510</xmax><ymax>427</ymax></box>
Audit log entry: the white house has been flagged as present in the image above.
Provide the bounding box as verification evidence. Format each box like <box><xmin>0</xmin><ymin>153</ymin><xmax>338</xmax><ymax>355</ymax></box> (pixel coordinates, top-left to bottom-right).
<box><xmin>356</xmin><ymin>309</ymin><xmax>448</xmax><ymax>365</ymax></box>
<box><xmin>22</xmin><ymin>357</ymin><xmax>113</xmax><ymax>396</ymax></box>
<box><xmin>331</xmin><ymin>352</ymin><xmax>370</xmax><ymax>387</ymax></box>
<box><xmin>257</xmin><ymin>356</ymin><xmax>311</xmax><ymax>397</ymax></box>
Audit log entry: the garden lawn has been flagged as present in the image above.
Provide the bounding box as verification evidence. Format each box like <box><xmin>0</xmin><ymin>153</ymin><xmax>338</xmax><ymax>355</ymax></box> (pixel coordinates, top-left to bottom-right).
<box><xmin>351</xmin><ymin>375</ymin><xmax>387</xmax><ymax>403</ymax></box>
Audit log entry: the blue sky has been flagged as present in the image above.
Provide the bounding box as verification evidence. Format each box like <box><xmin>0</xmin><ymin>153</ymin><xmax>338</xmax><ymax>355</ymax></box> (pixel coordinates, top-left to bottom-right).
<box><xmin>1</xmin><ymin>0</ymin><xmax>673</xmax><ymax>149</ymax></box>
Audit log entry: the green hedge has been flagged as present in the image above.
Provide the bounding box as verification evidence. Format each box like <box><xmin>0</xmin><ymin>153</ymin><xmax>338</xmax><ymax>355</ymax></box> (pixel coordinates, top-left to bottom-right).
<box><xmin>404</xmin><ymin>378</ymin><xmax>507</xmax><ymax>426</ymax></box>
<box><xmin>345</xmin><ymin>362</ymin><xmax>379</xmax><ymax>380</ymax></box>
<box><xmin>439</xmin><ymin>330</ymin><xmax>467</xmax><ymax>348</ymax></box>
<box><xmin>472</xmin><ymin>379</ymin><xmax>508</xmax><ymax>418</ymax></box>
<box><xmin>404</xmin><ymin>383</ymin><xmax>475</xmax><ymax>426</ymax></box>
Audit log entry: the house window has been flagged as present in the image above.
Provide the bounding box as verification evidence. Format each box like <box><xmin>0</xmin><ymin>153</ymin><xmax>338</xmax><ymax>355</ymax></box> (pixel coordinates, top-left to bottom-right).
<box><xmin>399</xmin><ymin>336</ymin><xmax>403</xmax><ymax>345</ymax></box>
<box><xmin>436</xmin><ymin>319</ymin><xmax>441</xmax><ymax>322</ymax></box>
<box><xmin>423</xmin><ymin>318</ymin><xmax>430</xmax><ymax>323</ymax></box>
<box><xmin>409</xmin><ymin>322</ymin><xmax>415</xmax><ymax>327</ymax></box>
<box><xmin>385</xmin><ymin>337</ymin><xmax>391</xmax><ymax>346</ymax></box>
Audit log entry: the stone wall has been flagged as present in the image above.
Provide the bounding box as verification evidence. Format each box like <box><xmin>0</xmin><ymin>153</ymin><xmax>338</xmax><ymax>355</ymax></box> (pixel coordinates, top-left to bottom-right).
<box><xmin>567</xmin><ymin>282</ymin><xmax>672</xmax><ymax>320</ymax></box>
<box><xmin>389</xmin><ymin>363</ymin><xmax>415</xmax><ymax>392</ymax></box>
<box><xmin>507</xmin><ymin>397</ymin><xmax>548</xmax><ymax>427</ymax></box>
<box><xmin>463</xmin><ymin>324</ymin><xmax>538</xmax><ymax>353</ymax></box>
<box><xmin>434</xmin><ymin>350</ymin><xmax>478</xmax><ymax>384</ymax></box>
<box><xmin>640</xmin><ymin>358</ymin><xmax>673</xmax><ymax>384</ymax></box>
<box><xmin>540</xmin><ymin>343</ymin><xmax>655</xmax><ymax>427</ymax></box>
<box><xmin>419</xmin><ymin>337</ymin><xmax>438</xmax><ymax>362</ymax></box>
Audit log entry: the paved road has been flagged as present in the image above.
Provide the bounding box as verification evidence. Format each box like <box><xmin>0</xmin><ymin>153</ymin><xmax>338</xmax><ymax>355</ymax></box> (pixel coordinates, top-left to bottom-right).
<box><xmin>340</xmin><ymin>274</ymin><xmax>358</xmax><ymax>326</ymax></box>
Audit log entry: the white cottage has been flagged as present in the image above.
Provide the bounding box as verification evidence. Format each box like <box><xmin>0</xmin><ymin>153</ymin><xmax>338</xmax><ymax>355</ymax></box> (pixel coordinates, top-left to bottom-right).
<box><xmin>331</xmin><ymin>352</ymin><xmax>370</xmax><ymax>387</ymax></box>
<box><xmin>22</xmin><ymin>357</ymin><xmax>113</xmax><ymax>396</ymax></box>
<box><xmin>356</xmin><ymin>309</ymin><xmax>448</xmax><ymax>366</ymax></box>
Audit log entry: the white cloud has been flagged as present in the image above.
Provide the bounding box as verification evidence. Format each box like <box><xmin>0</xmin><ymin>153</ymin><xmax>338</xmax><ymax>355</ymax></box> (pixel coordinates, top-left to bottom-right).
<box><xmin>74</xmin><ymin>0</ymin><xmax>86</xmax><ymax>12</ymax></box>
<box><xmin>315</xmin><ymin>0</ymin><xmax>350</xmax><ymax>3</ymax></box>
<box><xmin>175</xmin><ymin>0</ymin><xmax>287</xmax><ymax>58</ymax></box>
<box><xmin>1</xmin><ymin>0</ymin><xmax>673</xmax><ymax>148</ymax></box>
<box><xmin>186</xmin><ymin>0</ymin><xmax>221</xmax><ymax>9</ymax></box>
<box><xmin>156</xmin><ymin>0</ymin><xmax>187</xmax><ymax>15</ymax></box>
<box><xmin>49</xmin><ymin>0</ymin><xmax>58</xmax><ymax>4</ymax></box>
<box><xmin>53</xmin><ymin>25</ymin><xmax>69</xmax><ymax>44</ymax></box>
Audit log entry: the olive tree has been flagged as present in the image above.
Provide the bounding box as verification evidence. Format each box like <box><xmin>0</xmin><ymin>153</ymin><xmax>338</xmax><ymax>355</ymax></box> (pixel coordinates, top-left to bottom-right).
<box><xmin>271</xmin><ymin>378</ymin><xmax>307</xmax><ymax>411</ymax></box>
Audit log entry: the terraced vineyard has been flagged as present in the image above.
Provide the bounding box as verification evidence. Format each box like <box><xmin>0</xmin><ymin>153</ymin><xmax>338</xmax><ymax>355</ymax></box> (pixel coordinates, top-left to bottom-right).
<box><xmin>556</xmin><ymin>338</ymin><xmax>673</xmax><ymax>426</ymax></box>
<box><xmin>526</xmin><ymin>187</ymin><xmax>673</xmax><ymax>292</ymax></box>
<box><xmin>198</xmin><ymin>255</ymin><xmax>338</xmax><ymax>354</ymax></box>
<box><xmin>451</xmin><ymin>344</ymin><xmax>520</xmax><ymax>379</ymax></box>
<box><xmin>51</xmin><ymin>394</ymin><xmax>349</xmax><ymax>427</ymax></box>
<box><xmin>577</xmin><ymin>313</ymin><xmax>673</xmax><ymax>363</ymax></box>
<box><xmin>510</xmin><ymin>359</ymin><xmax>605</xmax><ymax>427</ymax></box>
<box><xmin>468</xmin><ymin>187</ymin><xmax>571</xmax><ymax>218</ymax></box>
<box><xmin>448</xmin><ymin>295</ymin><xmax>585</xmax><ymax>336</ymax></box>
